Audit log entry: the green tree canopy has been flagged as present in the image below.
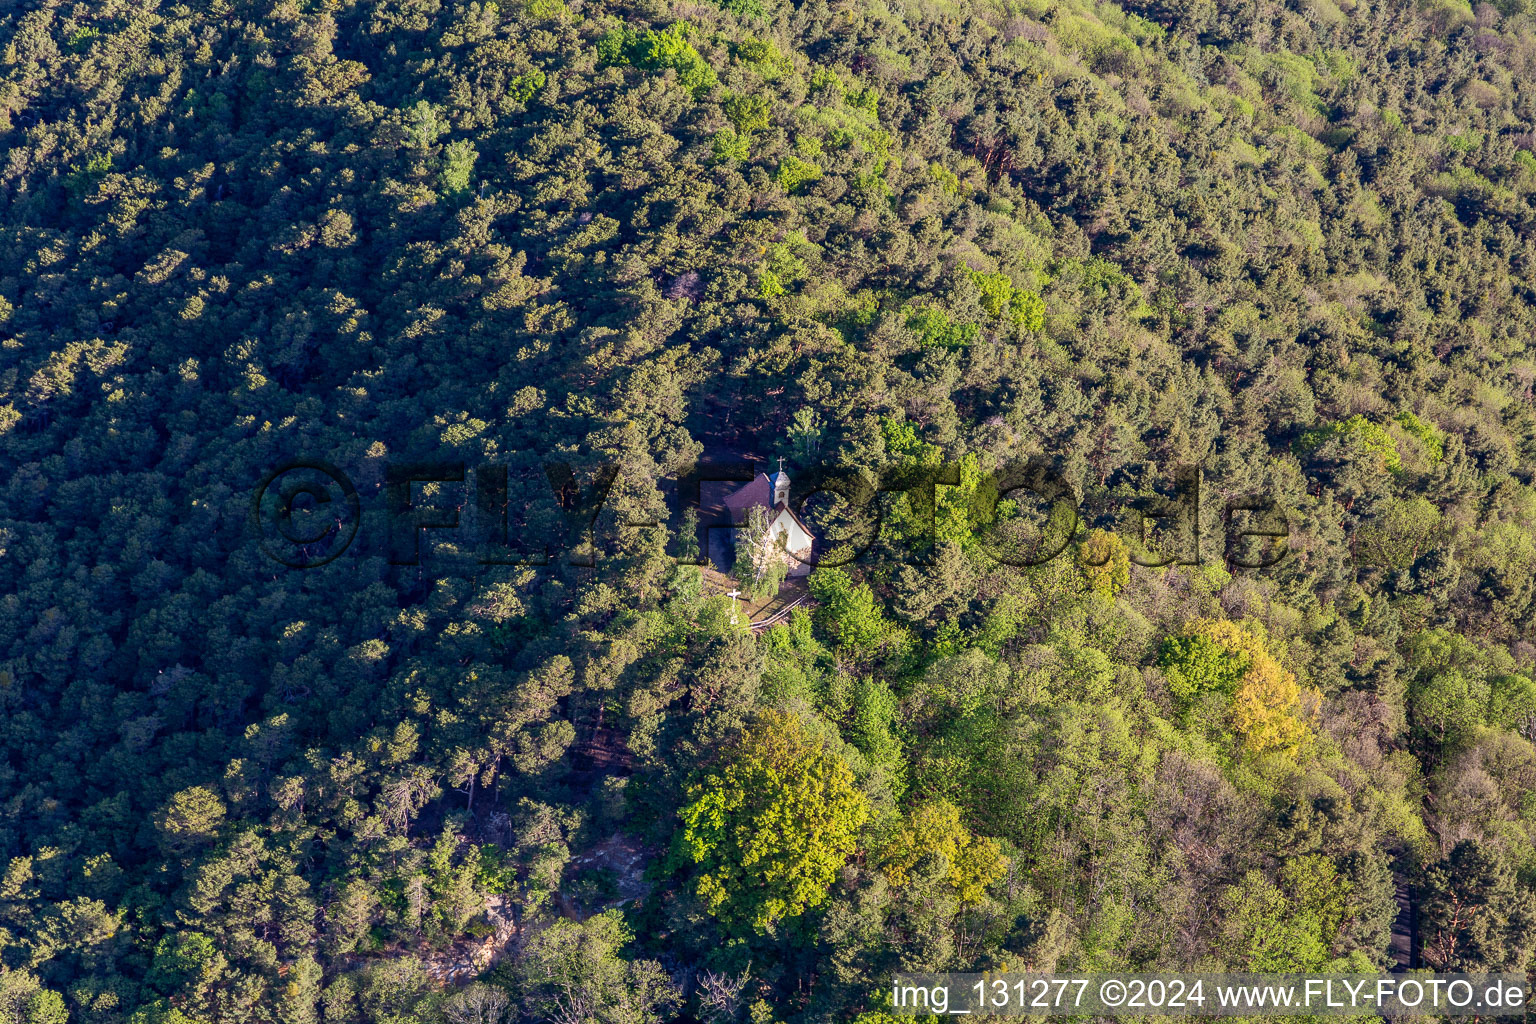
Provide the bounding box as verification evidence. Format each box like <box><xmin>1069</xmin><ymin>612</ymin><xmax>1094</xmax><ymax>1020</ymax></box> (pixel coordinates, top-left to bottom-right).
<box><xmin>674</xmin><ymin>711</ymin><xmax>869</xmax><ymax>933</ymax></box>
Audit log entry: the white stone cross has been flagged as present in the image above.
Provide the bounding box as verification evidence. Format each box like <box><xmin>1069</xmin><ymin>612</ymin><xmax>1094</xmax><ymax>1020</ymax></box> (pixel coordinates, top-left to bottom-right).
<box><xmin>727</xmin><ymin>588</ymin><xmax>741</xmax><ymax>624</ymax></box>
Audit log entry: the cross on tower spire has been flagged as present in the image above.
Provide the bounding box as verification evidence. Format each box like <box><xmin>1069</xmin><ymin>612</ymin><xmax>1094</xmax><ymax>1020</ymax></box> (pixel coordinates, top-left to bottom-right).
<box><xmin>770</xmin><ymin>458</ymin><xmax>790</xmax><ymax>505</ymax></box>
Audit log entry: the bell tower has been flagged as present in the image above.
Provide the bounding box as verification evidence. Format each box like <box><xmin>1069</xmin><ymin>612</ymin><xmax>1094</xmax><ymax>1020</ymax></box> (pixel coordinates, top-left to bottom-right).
<box><xmin>768</xmin><ymin>458</ymin><xmax>790</xmax><ymax>506</ymax></box>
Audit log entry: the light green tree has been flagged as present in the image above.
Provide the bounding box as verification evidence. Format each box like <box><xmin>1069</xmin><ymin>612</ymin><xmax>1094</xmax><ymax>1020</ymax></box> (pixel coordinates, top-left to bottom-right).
<box><xmin>733</xmin><ymin>505</ymin><xmax>789</xmax><ymax>599</ymax></box>
<box><xmin>155</xmin><ymin>788</ymin><xmax>225</xmax><ymax>853</ymax></box>
<box><xmin>513</xmin><ymin>911</ymin><xmax>677</xmax><ymax>1024</ymax></box>
<box><xmin>674</xmin><ymin>711</ymin><xmax>869</xmax><ymax>932</ymax></box>
<box><xmin>808</xmin><ymin>567</ymin><xmax>906</xmax><ymax>661</ymax></box>
<box><xmin>1220</xmin><ymin>855</ymin><xmax>1354</xmax><ymax>970</ymax></box>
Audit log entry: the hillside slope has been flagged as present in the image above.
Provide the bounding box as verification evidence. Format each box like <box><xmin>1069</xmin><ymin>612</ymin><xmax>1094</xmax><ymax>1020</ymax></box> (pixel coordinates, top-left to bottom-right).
<box><xmin>3</xmin><ymin>0</ymin><xmax>1536</xmax><ymax>1019</ymax></box>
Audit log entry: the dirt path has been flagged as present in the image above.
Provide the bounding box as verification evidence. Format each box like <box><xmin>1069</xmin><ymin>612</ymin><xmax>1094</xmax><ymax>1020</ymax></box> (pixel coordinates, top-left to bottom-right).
<box><xmin>1389</xmin><ymin>869</ymin><xmax>1416</xmax><ymax>971</ymax></box>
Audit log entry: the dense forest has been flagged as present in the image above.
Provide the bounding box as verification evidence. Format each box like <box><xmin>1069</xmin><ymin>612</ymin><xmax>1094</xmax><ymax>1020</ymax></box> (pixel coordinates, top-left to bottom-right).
<box><xmin>5</xmin><ymin>0</ymin><xmax>1536</xmax><ymax>1019</ymax></box>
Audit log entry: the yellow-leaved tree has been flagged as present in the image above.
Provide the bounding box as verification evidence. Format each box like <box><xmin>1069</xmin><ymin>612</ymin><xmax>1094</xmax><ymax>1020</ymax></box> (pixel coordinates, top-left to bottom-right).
<box><xmin>874</xmin><ymin>799</ymin><xmax>1008</xmax><ymax>904</ymax></box>
<box><xmin>1163</xmin><ymin>619</ymin><xmax>1319</xmax><ymax>758</ymax></box>
<box><xmin>1076</xmin><ymin>528</ymin><xmax>1130</xmax><ymax>599</ymax></box>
